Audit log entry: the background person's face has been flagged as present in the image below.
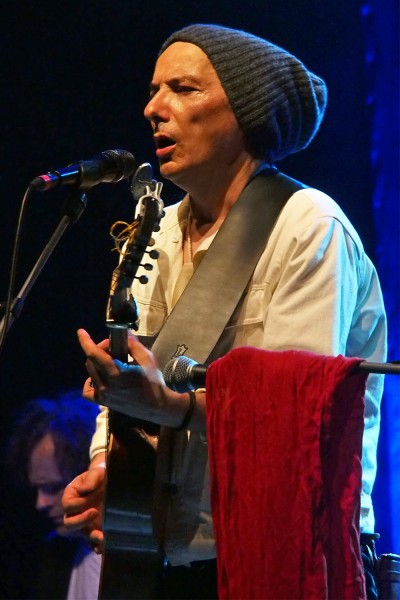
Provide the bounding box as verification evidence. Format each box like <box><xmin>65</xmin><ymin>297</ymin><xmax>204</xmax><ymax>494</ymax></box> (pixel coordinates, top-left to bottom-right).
<box><xmin>28</xmin><ymin>434</ymin><xmax>69</xmax><ymax>536</ymax></box>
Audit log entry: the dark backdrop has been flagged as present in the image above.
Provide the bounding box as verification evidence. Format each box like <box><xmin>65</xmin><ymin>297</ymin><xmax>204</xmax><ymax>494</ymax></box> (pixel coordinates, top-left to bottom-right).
<box><xmin>0</xmin><ymin>1</ymin><xmax>397</xmax><ymax>597</ymax></box>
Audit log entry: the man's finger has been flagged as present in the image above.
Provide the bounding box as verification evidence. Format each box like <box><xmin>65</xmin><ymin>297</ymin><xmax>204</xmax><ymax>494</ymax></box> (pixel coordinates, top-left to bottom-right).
<box><xmin>63</xmin><ymin>508</ymin><xmax>99</xmax><ymax>529</ymax></box>
<box><xmin>77</xmin><ymin>329</ymin><xmax>119</xmax><ymax>377</ymax></box>
<box><xmin>127</xmin><ymin>331</ymin><xmax>158</xmax><ymax>367</ymax></box>
<box><xmin>113</xmin><ymin>360</ymin><xmax>143</xmax><ymax>375</ymax></box>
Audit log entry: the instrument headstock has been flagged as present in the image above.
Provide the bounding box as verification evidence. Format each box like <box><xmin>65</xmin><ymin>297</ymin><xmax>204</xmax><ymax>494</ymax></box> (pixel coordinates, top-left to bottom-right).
<box><xmin>106</xmin><ymin>164</ymin><xmax>164</xmax><ymax>331</ymax></box>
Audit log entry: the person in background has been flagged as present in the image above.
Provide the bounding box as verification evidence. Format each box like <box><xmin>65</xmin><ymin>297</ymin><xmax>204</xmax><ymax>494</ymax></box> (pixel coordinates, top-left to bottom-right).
<box><xmin>7</xmin><ymin>390</ymin><xmax>102</xmax><ymax>599</ymax></box>
<box><xmin>62</xmin><ymin>24</ymin><xmax>386</xmax><ymax>599</ymax></box>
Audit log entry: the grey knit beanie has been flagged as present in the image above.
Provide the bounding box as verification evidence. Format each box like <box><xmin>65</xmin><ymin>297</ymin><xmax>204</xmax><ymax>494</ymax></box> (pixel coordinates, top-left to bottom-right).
<box><xmin>159</xmin><ymin>24</ymin><xmax>328</xmax><ymax>162</ymax></box>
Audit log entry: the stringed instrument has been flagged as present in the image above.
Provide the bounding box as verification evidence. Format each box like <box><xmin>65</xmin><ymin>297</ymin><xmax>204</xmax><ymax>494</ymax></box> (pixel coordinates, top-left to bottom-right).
<box><xmin>98</xmin><ymin>164</ymin><xmax>164</xmax><ymax>600</ymax></box>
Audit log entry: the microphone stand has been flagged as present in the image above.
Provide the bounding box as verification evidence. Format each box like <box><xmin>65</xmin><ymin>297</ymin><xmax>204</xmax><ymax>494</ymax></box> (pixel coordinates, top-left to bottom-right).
<box><xmin>0</xmin><ymin>187</ymin><xmax>87</xmax><ymax>343</ymax></box>
<box><xmin>163</xmin><ymin>354</ymin><xmax>400</xmax><ymax>393</ymax></box>
<box><xmin>358</xmin><ymin>361</ymin><xmax>400</xmax><ymax>375</ymax></box>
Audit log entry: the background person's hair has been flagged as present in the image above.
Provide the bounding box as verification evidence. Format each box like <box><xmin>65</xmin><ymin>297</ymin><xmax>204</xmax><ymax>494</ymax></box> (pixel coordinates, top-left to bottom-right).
<box><xmin>6</xmin><ymin>390</ymin><xmax>100</xmax><ymax>487</ymax></box>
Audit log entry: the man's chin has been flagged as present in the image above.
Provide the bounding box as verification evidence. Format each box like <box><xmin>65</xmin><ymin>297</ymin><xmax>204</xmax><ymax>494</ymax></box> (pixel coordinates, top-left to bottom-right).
<box><xmin>159</xmin><ymin>159</ymin><xmax>175</xmax><ymax>178</ymax></box>
<box><xmin>159</xmin><ymin>161</ymin><xmax>190</xmax><ymax>189</ymax></box>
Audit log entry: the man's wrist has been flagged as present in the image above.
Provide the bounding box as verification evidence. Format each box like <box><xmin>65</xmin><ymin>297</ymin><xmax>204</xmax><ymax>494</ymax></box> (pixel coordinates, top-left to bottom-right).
<box><xmin>91</xmin><ymin>461</ymin><xmax>107</xmax><ymax>470</ymax></box>
<box><xmin>89</xmin><ymin>452</ymin><xmax>107</xmax><ymax>470</ymax></box>
<box><xmin>175</xmin><ymin>390</ymin><xmax>197</xmax><ymax>431</ymax></box>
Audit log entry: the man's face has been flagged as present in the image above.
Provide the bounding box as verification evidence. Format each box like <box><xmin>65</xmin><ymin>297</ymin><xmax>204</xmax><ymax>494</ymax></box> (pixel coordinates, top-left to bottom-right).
<box><xmin>144</xmin><ymin>42</ymin><xmax>247</xmax><ymax>190</ymax></box>
<box><xmin>28</xmin><ymin>433</ymin><xmax>69</xmax><ymax>536</ymax></box>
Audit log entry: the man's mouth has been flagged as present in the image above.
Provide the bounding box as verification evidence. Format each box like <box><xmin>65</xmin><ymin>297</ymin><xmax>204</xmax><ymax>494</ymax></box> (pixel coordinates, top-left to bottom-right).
<box><xmin>154</xmin><ymin>134</ymin><xmax>176</xmax><ymax>158</ymax></box>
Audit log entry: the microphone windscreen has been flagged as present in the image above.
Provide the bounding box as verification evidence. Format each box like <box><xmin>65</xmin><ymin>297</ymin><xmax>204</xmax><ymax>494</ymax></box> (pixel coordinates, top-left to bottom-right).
<box><xmin>163</xmin><ymin>356</ymin><xmax>196</xmax><ymax>392</ymax></box>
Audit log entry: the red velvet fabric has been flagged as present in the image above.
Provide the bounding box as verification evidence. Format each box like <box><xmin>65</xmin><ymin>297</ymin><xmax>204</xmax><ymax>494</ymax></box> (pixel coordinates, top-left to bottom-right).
<box><xmin>206</xmin><ymin>347</ymin><xmax>368</xmax><ymax>600</ymax></box>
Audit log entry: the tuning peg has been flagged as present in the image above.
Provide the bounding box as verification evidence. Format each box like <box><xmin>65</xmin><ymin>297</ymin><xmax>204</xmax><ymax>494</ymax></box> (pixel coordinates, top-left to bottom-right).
<box><xmin>136</xmin><ymin>274</ymin><xmax>149</xmax><ymax>284</ymax></box>
<box><xmin>142</xmin><ymin>263</ymin><xmax>153</xmax><ymax>271</ymax></box>
<box><xmin>147</xmin><ymin>249</ymin><xmax>159</xmax><ymax>259</ymax></box>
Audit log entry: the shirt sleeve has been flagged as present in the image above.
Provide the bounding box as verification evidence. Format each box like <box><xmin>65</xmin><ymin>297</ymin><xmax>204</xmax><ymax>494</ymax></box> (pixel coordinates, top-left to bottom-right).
<box><xmin>260</xmin><ymin>208</ymin><xmax>386</xmax><ymax>531</ymax></box>
<box><xmin>89</xmin><ymin>406</ymin><xmax>108</xmax><ymax>460</ymax></box>
<box><xmin>263</xmin><ymin>214</ymin><xmax>372</xmax><ymax>356</ymax></box>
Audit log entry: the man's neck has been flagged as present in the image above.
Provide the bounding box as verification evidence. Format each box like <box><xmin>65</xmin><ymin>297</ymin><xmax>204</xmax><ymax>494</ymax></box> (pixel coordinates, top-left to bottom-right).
<box><xmin>182</xmin><ymin>157</ymin><xmax>264</xmax><ymax>257</ymax></box>
<box><xmin>188</xmin><ymin>157</ymin><xmax>263</xmax><ymax>227</ymax></box>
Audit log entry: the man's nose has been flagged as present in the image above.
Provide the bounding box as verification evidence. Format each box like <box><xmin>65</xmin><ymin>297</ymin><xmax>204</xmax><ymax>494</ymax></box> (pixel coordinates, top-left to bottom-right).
<box><xmin>144</xmin><ymin>91</ymin><xmax>168</xmax><ymax>122</ymax></box>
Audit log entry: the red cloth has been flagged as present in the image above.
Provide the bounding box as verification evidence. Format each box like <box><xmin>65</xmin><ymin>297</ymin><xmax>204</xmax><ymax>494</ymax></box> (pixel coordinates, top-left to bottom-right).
<box><xmin>206</xmin><ymin>347</ymin><xmax>368</xmax><ymax>600</ymax></box>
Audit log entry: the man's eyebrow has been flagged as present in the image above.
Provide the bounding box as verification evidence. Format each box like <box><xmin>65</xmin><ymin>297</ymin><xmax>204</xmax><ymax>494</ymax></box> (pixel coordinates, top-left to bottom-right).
<box><xmin>149</xmin><ymin>82</ymin><xmax>158</xmax><ymax>93</ymax></box>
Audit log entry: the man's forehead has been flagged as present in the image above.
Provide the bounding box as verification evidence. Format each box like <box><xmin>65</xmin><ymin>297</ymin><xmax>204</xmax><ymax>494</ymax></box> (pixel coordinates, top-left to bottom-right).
<box><xmin>153</xmin><ymin>41</ymin><xmax>215</xmax><ymax>79</ymax></box>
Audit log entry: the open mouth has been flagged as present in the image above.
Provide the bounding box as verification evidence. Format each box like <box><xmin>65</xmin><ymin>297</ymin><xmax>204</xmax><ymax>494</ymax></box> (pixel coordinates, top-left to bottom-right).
<box><xmin>154</xmin><ymin>134</ymin><xmax>176</xmax><ymax>157</ymax></box>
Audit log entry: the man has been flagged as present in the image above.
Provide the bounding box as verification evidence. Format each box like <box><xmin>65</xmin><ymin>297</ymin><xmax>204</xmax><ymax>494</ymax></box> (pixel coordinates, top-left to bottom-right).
<box><xmin>7</xmin><ymin>390</ymin><xmax>102</xmax><ymax>599</ymax></box>
<box><xmin>62</xmin><ymin>24</ymin><xmax>386</xmax><ymax>598</ymax></box>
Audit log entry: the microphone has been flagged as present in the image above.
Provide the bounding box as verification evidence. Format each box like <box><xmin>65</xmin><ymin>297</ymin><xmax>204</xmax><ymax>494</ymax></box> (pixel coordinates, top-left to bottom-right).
<box><xmin>162</xmin><ymin>354</ymin><xmax>400</xmax><ymax>393</ymax></box>
<box><xmin>30</xmin><ymin>149</ymin><xmax>136</xmax><ymax>191</ymax></box>
<box><xmin>163</xmin><ymin>355</ymin><xmax>208</xmax><ymax>392</ymax></box>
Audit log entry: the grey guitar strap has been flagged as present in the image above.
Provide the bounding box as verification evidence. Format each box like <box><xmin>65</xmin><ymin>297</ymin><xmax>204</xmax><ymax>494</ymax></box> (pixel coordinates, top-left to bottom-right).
<box><xmin>151</xmin><ymin>167</ymin><xmax>305</xmax><ymax>544</ymax></box>
<box><xmin>151</xmin><ymin>167</ymin><xmax>305</xmax><ymax>369</ymax></box>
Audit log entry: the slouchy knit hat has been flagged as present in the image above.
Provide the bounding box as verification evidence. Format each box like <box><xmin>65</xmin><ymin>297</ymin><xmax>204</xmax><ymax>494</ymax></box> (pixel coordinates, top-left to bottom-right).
<box><xmin>159</xmin><ymin>24</ymin><xmax>328</xmax><ymax>162</ymax></box>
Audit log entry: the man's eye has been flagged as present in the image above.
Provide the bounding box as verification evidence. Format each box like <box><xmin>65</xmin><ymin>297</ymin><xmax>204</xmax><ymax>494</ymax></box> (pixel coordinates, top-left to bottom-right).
<box><xmin>174</xmin><ymin>84</ymin><xmax>197</xmax><ymax>93</ymax></box>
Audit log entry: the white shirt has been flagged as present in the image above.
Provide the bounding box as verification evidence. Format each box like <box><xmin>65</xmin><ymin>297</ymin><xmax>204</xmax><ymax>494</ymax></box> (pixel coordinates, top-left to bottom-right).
<box><xmin>91</xmin><ymin>186</ymin><xmax>387</xmax><ymax>564</ymax></box>
<box><xmin>66</xmin><ymin>540</ymin><xmax>101</xmax><ymax>600</ymax></box>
